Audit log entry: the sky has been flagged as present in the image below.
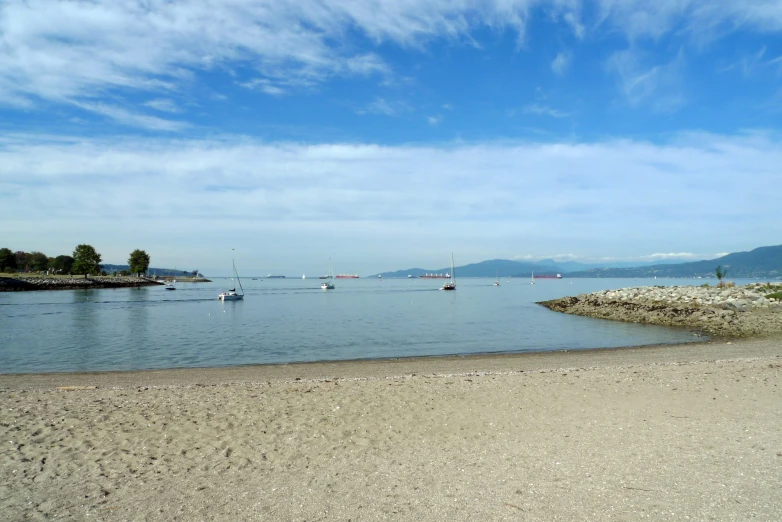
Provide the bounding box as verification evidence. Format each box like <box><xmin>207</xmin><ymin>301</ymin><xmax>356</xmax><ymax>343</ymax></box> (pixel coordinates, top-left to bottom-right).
<box><xmin>1</xmin><ymin>0</ymin><xmax>781</xmax><ymax>276</ymax></box>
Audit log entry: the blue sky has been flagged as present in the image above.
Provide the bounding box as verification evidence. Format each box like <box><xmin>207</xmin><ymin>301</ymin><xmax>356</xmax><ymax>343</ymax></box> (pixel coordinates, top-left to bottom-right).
<box><xmin>1</xmin><ymin>1</ymin><xmax>781</xmax><ymax>276</ymax></box>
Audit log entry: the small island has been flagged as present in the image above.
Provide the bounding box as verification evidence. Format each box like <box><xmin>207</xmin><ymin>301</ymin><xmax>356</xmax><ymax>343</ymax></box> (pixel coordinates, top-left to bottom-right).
<box><xmin>538</xmin><ymin>283</ymin><xmax>782</xmax><ymax>338</ymax></box>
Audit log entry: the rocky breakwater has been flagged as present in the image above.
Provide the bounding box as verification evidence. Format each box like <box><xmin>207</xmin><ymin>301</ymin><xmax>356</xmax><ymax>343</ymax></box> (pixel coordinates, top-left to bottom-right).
<box><xmin>538</xmin><ymin>284</ymin><xmax>782</xmax><ymax>338</ymax></box>
<box><xmin>0</xmin><ymin>275</ymin><xmax>164</xmax><ymax>292</ymax></box>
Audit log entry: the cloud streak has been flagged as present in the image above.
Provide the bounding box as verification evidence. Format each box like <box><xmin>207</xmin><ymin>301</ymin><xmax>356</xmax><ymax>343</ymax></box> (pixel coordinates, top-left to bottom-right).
<box><xmin>1</xmin><ymin>131</ymin><xmax>780</xmax><ymax>270</ymax></box>
<box><xmin>3</xmin><ymin>1</ymin><xmax>780</xmax><ymax>129</ymax></box>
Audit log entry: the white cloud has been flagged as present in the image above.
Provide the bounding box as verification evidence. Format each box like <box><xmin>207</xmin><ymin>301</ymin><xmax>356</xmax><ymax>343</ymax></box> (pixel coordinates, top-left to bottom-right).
<box><xmin>1</xmin><ymin>0</ymin><xmax>781</xmax><ymax>130</ymax></box>
<box><xmin>642</xmin><ymin>252</ymin><xmax>698</xmax><ymax>260</ymax></box>
<box><xmin>427</xmin><ymin>115</ymin><xmax>442</xmax><ymax>126</ymax></box>
<box><xmin>595</xmin><ymin>0</ymin><xmax>782</xmax><ymax>42</ymax></box>
<box><xmin>551</xmin><ymin>51</ymin><xmax>571</xmax><ymax>75</ymax></box>
<box><xmin>71</xmin><ymin>102</ymin><xmax>187</xmax><ymax>131</ymax></box>
<box><xmin>606</xmin><ymin>48</ymin><xmax>686</xmax><ymax>111</ymax></box>
<box><xmin>522</xmin><ymin>103</ymin><xmax>571</xmax><ymax>118</ymax></box>
<box><xmin>143</xmin><ymin>99</ymin><xmax>181</xmax><ymax>113</ymax></box>
<box><xmin>358</xmin><ymin>97</ymin><xmax>411</xmax><ymax>116</ymax></box>
<box><xmin>1</xmin><ymin>131</ymin><xmax>780</xmax><ymax>270</ymax></box>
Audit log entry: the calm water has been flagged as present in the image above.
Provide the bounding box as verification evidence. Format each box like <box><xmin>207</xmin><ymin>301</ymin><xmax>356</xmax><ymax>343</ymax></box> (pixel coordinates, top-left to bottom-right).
<box><xmin>0</xmin><ymin>277</ymin><xmax>737</xmax><ymax>374</ymax></box>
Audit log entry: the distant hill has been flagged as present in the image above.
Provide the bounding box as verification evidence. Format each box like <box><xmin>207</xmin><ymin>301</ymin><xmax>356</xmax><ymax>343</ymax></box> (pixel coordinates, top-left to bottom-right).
<box><xmin>565</xmin><ymin>245</ymin><xmax>782</xmax><ymax>279</ymax></box>
<box><xmin>377</xmin><ymin>259</ymin><xmax>563</xmax><ymax>278</ymax></box>
<box><xmin>102</xmin><ymin>265</ymin><xmax>201</xmax><ymax>277</ymax></box>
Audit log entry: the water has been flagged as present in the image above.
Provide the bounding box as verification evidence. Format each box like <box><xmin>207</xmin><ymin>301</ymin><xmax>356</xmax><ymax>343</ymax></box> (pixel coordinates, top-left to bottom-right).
<box><xmin>0</xmin><ymin>277</ymin><xmax>734</xmax><ymax>374</ymax></box>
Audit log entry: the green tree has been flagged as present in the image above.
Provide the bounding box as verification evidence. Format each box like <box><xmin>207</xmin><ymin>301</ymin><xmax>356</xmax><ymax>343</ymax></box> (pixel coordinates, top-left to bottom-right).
<box><xmin>0</xmin><ymin>247</ymin><xmax>17</xmax><ymax>273</ymax></box>
<box><xmin>72</xmin><ymin>244</ymin><xmax>102</xmax><ymax>278</ymax></box>
<box><xmin>50</xmin><ymin>255</ymin><xmax>74</xmax><ymax>274</ymax></box>
<box><xmin>715</xmin><ymin>265</ymin><xmax>727</xmax><ymax>287</ymax></box>
<box><xmin>15</xmin><ymin>251</ymin><xmax>28</xmax><ymax>272</ymax></box>
<box><xmin>128</xmin><ymin>249</ymin><xmax>151</xmax><ymax>276</ymax></box>
<box><xmin>28</xmin><ymin>251</ymin><xmax>49</xmax><ymax>272</ymax></box>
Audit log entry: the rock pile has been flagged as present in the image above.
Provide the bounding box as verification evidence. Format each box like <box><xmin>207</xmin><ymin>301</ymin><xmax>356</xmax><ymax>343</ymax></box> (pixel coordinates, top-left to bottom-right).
<box><xmin>538</xmin><ymin>284</ymin><xmax>782</xmax><ymax>338</ymax></box>
<box><xmin>0</xmin><ymin>276</ymin><xmax>163</xmax><ymax>292</ymax></box>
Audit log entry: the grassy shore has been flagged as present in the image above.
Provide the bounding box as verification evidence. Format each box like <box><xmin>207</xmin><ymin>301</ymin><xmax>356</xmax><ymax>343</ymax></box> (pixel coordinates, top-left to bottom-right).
<box><xmin>2</xmin><ymin>338</ymin><xmax>781</xmax><ymax>521</ymax></box>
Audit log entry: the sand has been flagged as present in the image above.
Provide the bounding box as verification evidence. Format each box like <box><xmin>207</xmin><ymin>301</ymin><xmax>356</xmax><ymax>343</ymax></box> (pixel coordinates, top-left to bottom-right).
<box><xmin>2</xmin><ymin>339</ymin><xmax>781</xmax><ymax>521</ymax></box>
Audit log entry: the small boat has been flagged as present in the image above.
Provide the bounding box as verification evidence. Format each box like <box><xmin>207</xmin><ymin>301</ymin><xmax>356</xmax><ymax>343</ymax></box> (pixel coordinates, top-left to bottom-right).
<box><xmin>302</xmin><ymin>274</ymin><xmax>306</xmax><ymax>279</ymax></box>
<box><xmin>218</xmin><ymin>258</ymin><xmax>244</xmax><ymax>301</ymax></box>
<box><xmin>530</xmin><ymin>271</ymin><xmax>535</xmax><ymax>285</ymax></box>
<box><xmin>378</xmin><ymin>274</ymin><xmax>382</xmax><ymax>279</ymax></box>
<box><xmin>494</xmin><ymin>270</ymin><xmax>500</xmax><ymax>286</ymax></box>
<box><xmin>322</xmin><ymin>258</ymin><xmax>335</xmax><ymax>290</ymax></box>
<box><xmin>442</xmin><ymin>253</ymin><xmax>456</xmax><ymax>291</ymax></box>
<box><xmin>165</xmin><ymin>282</ymin><xmax>176</xmax><ymax>290</ymax></box>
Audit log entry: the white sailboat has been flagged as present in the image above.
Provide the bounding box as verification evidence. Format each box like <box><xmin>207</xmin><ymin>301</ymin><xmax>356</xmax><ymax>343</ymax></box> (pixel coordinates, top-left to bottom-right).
<box><xmin>321</xmin><ymin>259</ymin><xmax>335</xmax><ymax>290</ymax></box>
<box><xmin>494</xmin><ymin>270</ymin><xmax>500</xmax><ymax>286</ymax></box>
<box><xmin>218</xmin><ymin>258</ymin><xmax>244</xmax><ymax>301</ymax></box>
<box><xmin>442</xmin><ymin>253</ymin><xmax>456</xmax><ymax>290</ymax></box>
<box><xmin>530</xmin><ymin>271</ymin><xmax>535</xmax><ymax>285</ymax></box>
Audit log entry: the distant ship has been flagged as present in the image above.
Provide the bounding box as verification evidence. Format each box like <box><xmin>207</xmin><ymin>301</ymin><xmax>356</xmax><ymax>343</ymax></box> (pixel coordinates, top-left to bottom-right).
<box><xmin>266</xmin><ymin>274</ymin><xmax>285</xmax><ymax>279</ymax></box>
<box><xmin>336</xmin><ymin>274</ymin><xmax>359</xmax><ymax>279</ymax></box>
<box><xmin>533</xmin><ymin>274</ymin><xmax>563</xmax><ymax>279</ymax></box>
<box><xmin>420</xmin><ymin>273</ymin><xmax>450</xmax><ymax>279</ymax></box>
<box><xmin>319</xmin><ymin>275</ymin><xmax>332</xmax><ymax>279</ymax></box>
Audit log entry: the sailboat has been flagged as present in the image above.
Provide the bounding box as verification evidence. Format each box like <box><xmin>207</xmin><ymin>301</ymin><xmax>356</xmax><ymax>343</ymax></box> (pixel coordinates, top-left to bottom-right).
<box><xmin>442</xmin><ymin>253</ymin><xmax>456</xmax><ymax>290</ymax></box>
<box><xmin>494</xmin><ymin>270</ymin><xmax>500</xmax><ymax>286</ymax></box>
<box><xmin>530</xmin><ymin>271</ymin><xmax>535</xmax><ymax>285</ymax></box>
<box><xmin>218</xmin><ymin>258</ymin><xmax>244</xmax><ymax>301</ymax></box>
<box><xmin>321</xmin><ymin>259</ymin><xmax>335</xmax><ymax>290</ymax></box>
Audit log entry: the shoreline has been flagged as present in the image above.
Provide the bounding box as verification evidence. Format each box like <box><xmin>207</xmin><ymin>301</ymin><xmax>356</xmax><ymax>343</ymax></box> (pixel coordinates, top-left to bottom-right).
<box><xmin>2</xmin><ymin>337</ymin><xmax>780</xmax><ymax>520</ymax></box>
<box><xmin>539</xmin><ymin>283</ymin><xmax>782</xmax><ymax>338</ymax></box>
<box><xmin>0</xmin><ymin>274</ymin><xmax>211</xmax><ymax>292</ymax></box>
<box><xmin>2</xmin><ymin>336</ymin><xmax>777</xmax><ymax>389</ymax></box>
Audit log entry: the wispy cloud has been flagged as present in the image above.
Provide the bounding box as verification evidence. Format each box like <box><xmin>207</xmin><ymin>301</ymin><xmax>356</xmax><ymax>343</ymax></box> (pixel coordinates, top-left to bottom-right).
<box><xmin>427</xmin><ymin>115</ymin><xmax>442</xmax><ymax>126</ymax></box>
<box><xmin>143</xmin><ymin>99</ymin><xmax>181</xmax><ymax>113</ymax></box>
<box><xmin>551</xmin><ymin>51</ymin><xmax>571</xmax><ymax>75</ymax></box>
<box><xmin>521</xmin><ymin>103</ymin><xmax>571</xmax><ymax>118</ymax></box>
<box><xmin>1</xmin><ymin>131</ymin><xmax>780</xmax><ymax>269</ymax></box>
<box><xmin>1</xmin><ymin>0</ymin><xmax>781</xmax><ymax>131</ymax></box>
<box><xmin>71</xmin><ymin>102</ymin><xmax>187</xmax><ymax>131</ymax></box>
<box><xmin>606</xmin><ymin>48</ymin><xmax>686</xmax><ymax>111</ymax></box>
<box><xmin>357</xmin><ymin>97</ymin><xmax>411</xmax><ymax>116</ymax></box>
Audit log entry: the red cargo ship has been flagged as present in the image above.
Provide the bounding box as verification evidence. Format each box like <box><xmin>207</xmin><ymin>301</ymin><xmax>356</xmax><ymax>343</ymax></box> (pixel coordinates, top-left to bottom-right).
<box><xmin>336</xmin><ymin>274</ymin><xmax>359</xmax><ymax>279</ymax></box>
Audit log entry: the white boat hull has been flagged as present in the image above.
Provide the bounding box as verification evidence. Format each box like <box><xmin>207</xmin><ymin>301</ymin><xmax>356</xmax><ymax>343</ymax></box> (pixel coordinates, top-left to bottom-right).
<box><xmin>218</xmin><ymin>292</ymin><xmax>244</xmax><ymax>301</ymax></box>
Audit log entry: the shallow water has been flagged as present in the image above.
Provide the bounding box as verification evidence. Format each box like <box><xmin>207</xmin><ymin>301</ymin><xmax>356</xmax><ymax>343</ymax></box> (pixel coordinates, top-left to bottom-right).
<box><xmin>0</xmin><ymin>277</ymin><xmax>745</xmax><ymax>374</ymax></box>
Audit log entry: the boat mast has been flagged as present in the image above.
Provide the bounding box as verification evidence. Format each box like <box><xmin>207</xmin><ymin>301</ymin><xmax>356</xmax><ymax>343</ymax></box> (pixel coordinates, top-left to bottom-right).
<box><xmin>234</xmin><ymin>259</ymin><xmax>245</xmax><ymax>295</ymax></box>
<box><xmin>451</xmin><ymin>253</ymin><xmax>455</xmax><ymax>283</ymax></box>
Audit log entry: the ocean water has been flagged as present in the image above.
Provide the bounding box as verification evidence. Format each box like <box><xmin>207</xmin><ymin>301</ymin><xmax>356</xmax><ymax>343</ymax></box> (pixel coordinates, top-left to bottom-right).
<box><xmin>0</xmin><ymin>277</ymin><xmax>738</xmax><ymax>374</ymax></box>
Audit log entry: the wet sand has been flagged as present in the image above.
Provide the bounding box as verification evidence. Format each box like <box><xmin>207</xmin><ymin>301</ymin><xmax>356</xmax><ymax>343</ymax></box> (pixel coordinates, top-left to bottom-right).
<box><xmin>2</xmin><ymin>339</ymin><xmax>781</xmax><ymax>520</ymax></box>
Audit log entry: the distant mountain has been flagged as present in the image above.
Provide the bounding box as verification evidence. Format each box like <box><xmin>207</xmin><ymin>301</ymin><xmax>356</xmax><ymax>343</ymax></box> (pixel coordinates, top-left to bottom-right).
<box><xmin>376</xmin><ymin>259</ymin><xmax>562</xmax><ymax>278</ymax></box>
<box><xmin>102</xmin><ymin>265</ymin><xmax>200</xmax><ymax>277</ymax></box>
<box><xmin>565</xmin><ymin>245</ymin><xmax>782</xmax><ymax>279</ymax></box>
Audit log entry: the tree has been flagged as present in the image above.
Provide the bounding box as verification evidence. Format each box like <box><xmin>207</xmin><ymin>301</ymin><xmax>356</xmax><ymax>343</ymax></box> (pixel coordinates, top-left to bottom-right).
<box><xmin>72</xmin><ymin>244</ymin><xmax>102</xmax><ymax>278</ymax></box>
<box><xmin>28</xmin><ymin>251</ymin><xmax>49</xmax><ymax>272</ymax></box>
<box><xmin>0</xmin><ymin>247</ymin><xmax>17</xmax><ymax>273</ymax></box>
<box><xmin>15</xmin><ymin>251</ymin><xmax>28</xmax><ymax>272</ymax></box>
<box><xmin>50</xmin><ymin>255</ymin><xmax>74</xmax><ymax>274</ymax></box>
<box><xmin>715</xmin><ymin>265</ymin><xmax>727</xmax><ymax>287</ymax></box>
<box><xmin>128</xmin><ymin>249</ymin><xmax>151</xmax><ymax>277</ymax></box>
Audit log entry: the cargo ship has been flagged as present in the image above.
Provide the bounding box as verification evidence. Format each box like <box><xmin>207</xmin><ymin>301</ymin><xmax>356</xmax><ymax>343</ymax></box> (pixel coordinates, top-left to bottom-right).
<box><xmin>419</xmin><ymin>273</ymin><xmax>450</xmax><ymax>279</ymax></box>
<box><xmin>336</xmin><ymin>274</ymin><xmax>359</xmax><ymax>279</ymax></box>
<box><xmin>266</xmin><ymin>274</ymin><xmax>285</xmax><ymax>279</ymax></box>
<box><xmin>533</xmin><ymin>274</ymin><xmax>563</xmax><ymax>279</ymax></box>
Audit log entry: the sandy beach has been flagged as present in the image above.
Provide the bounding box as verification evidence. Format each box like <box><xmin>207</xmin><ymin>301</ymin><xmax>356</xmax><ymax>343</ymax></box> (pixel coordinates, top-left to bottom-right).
<box><xmin>2</xmin><ymin>339</ymin><xmax>781</xmax><ymax>521</ymax></box>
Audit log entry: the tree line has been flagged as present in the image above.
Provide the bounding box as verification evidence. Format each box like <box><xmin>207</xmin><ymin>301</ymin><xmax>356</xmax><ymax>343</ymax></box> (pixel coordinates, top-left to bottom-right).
<box><xmin>0</xmin><ymin>245</ymin><xmax>151</xmax><ymax>277</ymax></box>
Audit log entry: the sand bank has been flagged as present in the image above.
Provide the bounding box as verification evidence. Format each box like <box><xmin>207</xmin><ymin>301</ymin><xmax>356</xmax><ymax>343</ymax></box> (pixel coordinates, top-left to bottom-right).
<box><xmin>2</xmin><ymin>339</ymin><xmax>781</xmax><ymax>520</ymax></box>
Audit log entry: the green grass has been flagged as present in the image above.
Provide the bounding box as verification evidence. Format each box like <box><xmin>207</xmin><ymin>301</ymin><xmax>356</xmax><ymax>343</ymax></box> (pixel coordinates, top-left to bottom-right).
<box><xmin>766</xmin><ymin>292</ymin><xmax>782</xmax><ymax>300</ymax></box>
